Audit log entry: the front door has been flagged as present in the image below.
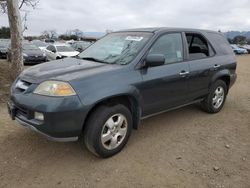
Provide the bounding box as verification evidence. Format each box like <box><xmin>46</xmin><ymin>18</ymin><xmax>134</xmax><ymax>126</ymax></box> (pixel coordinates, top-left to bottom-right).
<box><xmin>139</xmin><ymin>33</ymin><xmax>189</xmax><ymax>116</ymax></box>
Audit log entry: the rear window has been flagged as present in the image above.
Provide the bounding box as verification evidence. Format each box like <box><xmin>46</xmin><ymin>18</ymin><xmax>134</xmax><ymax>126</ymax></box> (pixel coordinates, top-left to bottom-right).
<box><xmin>205</xmin><ymin>32</ymin><xmax>234</xmax><ymax>55</ymax></box>
<box><xmin>185</xmin><ymin>33</ymin><xmax>215</xmax><ymax>60</ymax></box>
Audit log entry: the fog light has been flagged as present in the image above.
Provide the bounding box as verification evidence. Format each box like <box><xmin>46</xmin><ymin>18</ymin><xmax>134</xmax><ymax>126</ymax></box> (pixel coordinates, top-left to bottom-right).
<box><xmin>34</xmin><ymin>112</ymin><xmax>44</xmax><ymax>121</ymax></box>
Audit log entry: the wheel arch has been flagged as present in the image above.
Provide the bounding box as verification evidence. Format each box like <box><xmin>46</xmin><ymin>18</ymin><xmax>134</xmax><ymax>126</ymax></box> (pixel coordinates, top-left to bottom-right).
<box><xmin>82</xmin><ymin>94</ymin><xmax>142</xmax><ymax>132</ymax></box>
<box><xmin>210</xmin><ymin>70</ymin><xmax>231</xmax><ymax>92</ymax></box>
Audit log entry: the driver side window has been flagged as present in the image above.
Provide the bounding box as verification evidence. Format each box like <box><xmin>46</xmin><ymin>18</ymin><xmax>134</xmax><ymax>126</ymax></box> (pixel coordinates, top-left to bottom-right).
<box><xmin>148</xmin><ymin>33</ymin><xmax>183</xmax><ymax>64</ymax></box>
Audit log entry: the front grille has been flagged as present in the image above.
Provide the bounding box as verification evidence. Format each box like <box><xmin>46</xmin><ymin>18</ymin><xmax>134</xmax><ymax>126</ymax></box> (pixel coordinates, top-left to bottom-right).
<box><xmin>15</xmin><ymin>79</ymin><xmax>32</xmax><ymax>93</ymax></box>
<box><xmin>25</xmin><ymin>55</ymin><xmax>45</xmax><ymax>61</ymax></box>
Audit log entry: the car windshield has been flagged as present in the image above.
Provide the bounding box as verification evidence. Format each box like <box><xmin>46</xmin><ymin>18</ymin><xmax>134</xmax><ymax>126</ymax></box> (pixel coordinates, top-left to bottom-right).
<box><xmin>78</xmin><ymin>32</ymin><xmax>152</xmax><ymax>65</ymax></box>
<box><xmin>23</xmin><ymin>44</ymin><xmax>39</xmax><ymax>50</ymax></box>
<box><xmin>56</xmin><ymin>45</ymin><xmax>75</xmax><ymax>52</ymax></box>
<box><xmin>0</xmin><ymin>41</ymin><xmax>9</xmax><ymax>48</ymax></box>
<box><xmin>0</xmin><ymin>43</ymin><xmax>8</xmax><ymax>48</ymax></box>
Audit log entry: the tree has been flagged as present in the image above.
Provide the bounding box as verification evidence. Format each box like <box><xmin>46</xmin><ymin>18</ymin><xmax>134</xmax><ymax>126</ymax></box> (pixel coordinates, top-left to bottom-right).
<box><xmin>0</xmin><ymin>26</ymin><xmax>10</xmax><ymax>38</ymax></box>
<box><xmin>6</xmin><ymin>0</ymin><xmax>23</xmax><ymax>80</ymax></box>
<box><xmin>227</xmin><ymin>38</ymin><xmax>233</xmax><ymax>44</ymax></box>
<box><xmin>58</xmin><ymin>34</ymin><xmax>78</xmax><ymax>41</ymax></box>
<box><xmin>1</xmin><ymin>0</ymin><xmax>39</xmax><ymax>80</ymax></box>
<box><xmin>233</xmin><ymin>35</ymin><xmax>247</xmax><ymax>45</ymax></box>
<box><xmin>65</xmin><ymin>29</ymin><xmax>83</xmax><ymax>40</ymax></box>
<box><xmin>72</xmin><ymin>29</ymin><xmax>82</xmax><ymax>39</ymax></box>
<box><xmin>41</xmin><ymin>30</ymin><xmax>57</xmax><ymax>39</ymax></box>
<box><xmin>247</xmin><ymin>39</ymin><xmax>250</xmax><ymax>45</ymax></box>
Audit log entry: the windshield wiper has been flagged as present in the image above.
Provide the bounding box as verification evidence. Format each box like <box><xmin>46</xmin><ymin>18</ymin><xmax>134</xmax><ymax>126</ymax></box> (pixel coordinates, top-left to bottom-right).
<box><xmin>80</xmin><ymin>57</ymin><xmax>108</xmax><ymax>64</ymax></box>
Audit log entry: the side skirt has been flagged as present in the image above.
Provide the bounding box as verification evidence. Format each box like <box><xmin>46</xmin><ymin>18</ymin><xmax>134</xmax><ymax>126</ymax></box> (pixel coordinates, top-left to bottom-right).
<box><xmin>140</xmin><ymin>99</ymin><xmax>204</xmax><ymax>120</ymax></box>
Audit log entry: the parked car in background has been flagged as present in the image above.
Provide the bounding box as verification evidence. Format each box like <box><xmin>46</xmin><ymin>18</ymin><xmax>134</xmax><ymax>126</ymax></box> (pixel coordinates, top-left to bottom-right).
<box><xmin>0</xmin><ymin>39</ymin><xmax>10</xmax><ymax>59</ymax></box>
<box><xmin>22</xmin><ymin>43</ymin><xmax>47</xmax><ymax>64</ymax></box>
<box><xmin>44</xmin><ymin>43</ymin><xmax>79</xmax><ymax>60</ymax></box>
<box><xmin>240</xmin><ymin>44</ymin><xmax>250</xmax><ymax>53</ymax></box>
<box><xmin>231</xmin><ymin>44</ymin><xmax>248</xmax><ymax>54</ymax></box>
<box><xmin>32</xmin><ymin>40</ymin><xmax>48</xmax><ymax>51</ymax></box>
<box><xmin>66</xmin><ymin>40</ymin><xmax>75</xmax><ymax>45</ymax></box>
<box><xmin>8</xmin><ymin>28</ymin><xmax>237</xmax><ymax>158</ymax></box>
<box><xmin>7</xmin><ymin>43</ymin><xmax>47</xmax><ymax>64</ymax></box>
<box><xmin>71</xmin><ymin>41</ymin><xmax>92</xmax><ymax>52</ymax></box>
<box><xmin>44</xmin><ymin>39</ymin><xmax>55</xmax><ymax>44</ymax></box>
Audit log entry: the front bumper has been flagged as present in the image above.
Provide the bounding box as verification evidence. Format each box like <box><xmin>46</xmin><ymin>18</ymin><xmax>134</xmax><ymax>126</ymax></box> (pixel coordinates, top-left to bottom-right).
<box><xmin>15</xmin><ymin>114</ymin><xmax>78</xmax><ymax>142</ymax></box>
<box><xmin>23</xmin><ymin>56</ymin><xmax>47</xmax><ymax>64</ymax></box>
<box><xmin>0</xmin><ymin>51</ymin><xmax>7</xmax><ymax>58</ymax></box>
<box><xmin>8</xmin><ymin>89</ymin><xmax>89</xmax><ymax>142</ymax></box>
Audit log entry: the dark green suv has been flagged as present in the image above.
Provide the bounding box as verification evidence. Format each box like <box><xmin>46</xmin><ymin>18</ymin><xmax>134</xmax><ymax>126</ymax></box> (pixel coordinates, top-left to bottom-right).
<box><xmin>8</xmin><ymin>28</ymin><xmax>237</xmax><ymax>158</ymax></box>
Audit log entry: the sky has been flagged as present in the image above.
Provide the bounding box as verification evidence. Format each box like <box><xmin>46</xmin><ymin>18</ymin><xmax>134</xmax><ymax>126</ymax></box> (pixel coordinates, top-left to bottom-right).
<box><xmin>0</xmin><ymin>0</ymin><xmax>250</xmax><ymax>36</ymax></box>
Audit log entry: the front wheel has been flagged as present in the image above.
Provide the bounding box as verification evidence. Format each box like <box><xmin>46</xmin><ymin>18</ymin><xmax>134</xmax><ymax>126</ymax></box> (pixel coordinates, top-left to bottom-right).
<box><xmin>82</xmin><ymin>104</ymin><xmax>132</xmax><ymax>158</ymax></box>
<box><xmin>201</xmin><ymin>80</ymin><xmax>227</xmax><ymax>113</ymax></box>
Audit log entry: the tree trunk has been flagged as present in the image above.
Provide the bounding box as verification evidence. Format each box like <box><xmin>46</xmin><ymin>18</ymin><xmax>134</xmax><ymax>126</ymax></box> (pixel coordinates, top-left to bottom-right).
<box><xmin>6</xmin><ymin>0</ymin><xmax>23</xmax><ymax>80</ymax></box>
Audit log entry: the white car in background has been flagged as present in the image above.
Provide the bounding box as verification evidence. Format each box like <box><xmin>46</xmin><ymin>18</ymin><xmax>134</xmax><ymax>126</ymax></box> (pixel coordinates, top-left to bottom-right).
<box><xmin>45</xmin><ymin>43</ymin><xmax>80</xmax><ymax>60</ymax></box>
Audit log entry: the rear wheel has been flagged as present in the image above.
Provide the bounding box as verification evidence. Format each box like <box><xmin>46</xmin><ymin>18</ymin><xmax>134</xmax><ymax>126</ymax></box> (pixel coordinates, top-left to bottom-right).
<box><xmin>201</xmin><ymin>80</ymin><xmax>227</xmax><ymax>113</ymax></box>
<box><xmin>82</xmin><ymin>104</ymin><xmax>132</xmax><ymax>158</ymax></box>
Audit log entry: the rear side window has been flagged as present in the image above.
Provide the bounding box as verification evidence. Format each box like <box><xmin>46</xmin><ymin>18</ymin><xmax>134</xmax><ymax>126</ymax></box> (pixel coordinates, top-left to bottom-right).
<box><xmin>148</xmin><ymin>33</ymin><xmax>183</xmax><ymax>64</ymax></box>
<box><xmin>185</xmin><ymin>33</ymin><xmax>214</xmax><ymax>60</ymax></box>
<box><xmin>51</xmin><ymin>46</ymin><xmax>56</xmax><ymax>52</ymax></box>
<box><xmin>46</xmin><ymin>45</ymin><xmax>55</xmax><ymax>52</ymax></box>
<box><xmin>206</xmin><ymin>32</ymin><xmax>233</xmax><ymax>55</ymax></box>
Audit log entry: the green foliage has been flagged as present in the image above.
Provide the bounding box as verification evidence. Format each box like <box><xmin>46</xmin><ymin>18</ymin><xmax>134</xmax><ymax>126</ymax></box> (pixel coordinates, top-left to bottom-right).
<box><xmin>233</xmin><ymin>35</ymin><xmax>247</xmax><ymax>45</ymax></box>
<box><xmin>227</xmin><ymin>38</ymin><xmax>233</xmax><ymax>44</ymax></box>
<box><xmin>0</xmin><ymin>27</ymin><xmax>10</xmax><ymax>38</ymax></box>
<box><xmin>58</xmin><ymin>34</ymin><xmax>78</xmax><ymax>40</ymax></box>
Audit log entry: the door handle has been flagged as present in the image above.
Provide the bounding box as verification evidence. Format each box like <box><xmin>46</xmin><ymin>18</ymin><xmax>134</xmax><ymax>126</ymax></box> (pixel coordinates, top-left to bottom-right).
<box><xmin>214</xmin><ymin>64</ymin><xmax>221</xmax><ymax>69</ymax></box>
<box><xmin>179</xmin><ymin>71</ymin><xmax>190</xmax><ymax>77</ymax></box>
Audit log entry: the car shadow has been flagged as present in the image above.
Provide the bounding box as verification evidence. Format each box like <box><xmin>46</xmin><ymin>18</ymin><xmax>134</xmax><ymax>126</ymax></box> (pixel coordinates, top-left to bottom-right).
<box><xmin>2</xmin><ymin>104</ymin><xmax>205</xmax><ymax>163</ymax></box>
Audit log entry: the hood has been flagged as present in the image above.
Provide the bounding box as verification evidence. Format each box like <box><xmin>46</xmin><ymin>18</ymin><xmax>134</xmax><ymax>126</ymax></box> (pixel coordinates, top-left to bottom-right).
<box><xmin>38</xmin><ymin>47</ymin><xmax>46</xmax><ymax>51</ymax></box>
<box><xmin>58</xmin><ymin>51</ymin><xmax>79</xmax><ymax>57</ymax></box>
<box><xmin>20</xmin><ymin>57</ymin><xmax>121</xmax><ymax>83</ymax></box>
<box><xmin>23</xmin><ymin>49</ymin><xmax>44</xmax><ymax>56</ymax></box>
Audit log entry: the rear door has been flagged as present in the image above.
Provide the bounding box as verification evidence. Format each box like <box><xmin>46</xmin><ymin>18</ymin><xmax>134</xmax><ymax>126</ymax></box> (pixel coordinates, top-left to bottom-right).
<box><xmin>139</xmin><ymin>32</ymin><xmax>190</xmax><ymax>116</ymax></box>
<box><xmin>184</xmin><ymin>32</ymin><xmax>217</xmax><ymax>101</ymax></box>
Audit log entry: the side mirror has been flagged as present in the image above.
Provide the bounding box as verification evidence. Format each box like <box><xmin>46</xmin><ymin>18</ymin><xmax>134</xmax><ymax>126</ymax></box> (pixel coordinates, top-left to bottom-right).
<box><xmin>51</xmin><ymin>50</ymin><xmax>56</xmax><ymax>53</ymax></box>
<box><xmin>145</xmin><ymin>54</ymin><xmax>165</xmax><ymax>67</ymax></box>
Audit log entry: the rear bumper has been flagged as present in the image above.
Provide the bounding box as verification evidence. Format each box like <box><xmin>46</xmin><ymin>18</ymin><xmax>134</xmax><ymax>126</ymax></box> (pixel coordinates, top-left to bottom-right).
<box><xmin>229</xmin><ymin>73</ymin><xmax>237</xmax><ymax>88</ymax></box>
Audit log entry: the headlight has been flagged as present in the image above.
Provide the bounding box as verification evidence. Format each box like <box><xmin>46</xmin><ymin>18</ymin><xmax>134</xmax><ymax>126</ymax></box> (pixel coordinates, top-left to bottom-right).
<box><xmin>43</xmin><ymin>53</ymin><xmax>46</xmax><ymax>56</ymax></box>
<box><xmin>23</xmin><ymin>53</ymin><xmax>28</xmax><ymax>57</ymax></box>
<box><xmin>34</xmin><ymin>81</ymin><xmax>76</xmax><ymax>96</ymax></box>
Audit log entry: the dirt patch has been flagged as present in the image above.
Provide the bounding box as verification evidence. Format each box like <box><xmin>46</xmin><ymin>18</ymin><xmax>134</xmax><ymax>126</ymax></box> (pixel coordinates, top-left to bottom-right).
<box><xmin>0</xmin><ymin>59</ymin><xmax>12</xmax><ymax>103</ymax></box>
<box><xmin>0</xmin><ymin>55</ymin><xmax>250</xmax><ymax>188</ymax></box>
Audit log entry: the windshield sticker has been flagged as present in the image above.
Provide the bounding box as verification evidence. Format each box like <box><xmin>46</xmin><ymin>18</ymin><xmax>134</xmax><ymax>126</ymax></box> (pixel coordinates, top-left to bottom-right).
<box><xmin>125</xmin><ymin>36</ymin><xmax>144</xmax><ymax>41</ymax></box>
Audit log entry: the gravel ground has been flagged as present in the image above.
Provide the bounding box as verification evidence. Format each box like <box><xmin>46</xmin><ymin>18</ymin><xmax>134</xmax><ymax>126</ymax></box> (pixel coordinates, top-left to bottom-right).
<box><xmin>0</xmin><ymin>55</ymin><xmax>249</xmax><ymax>188</ymax></box>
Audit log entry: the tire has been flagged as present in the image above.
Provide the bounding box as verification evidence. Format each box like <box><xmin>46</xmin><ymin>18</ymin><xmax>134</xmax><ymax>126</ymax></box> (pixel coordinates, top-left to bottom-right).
<box><xmin>201</xmin><ymin>80</ymin><xmax>228</xmax><ymax>113</ymax></box>
<box><xmin>82</xmin><ymin>104</ymin><xmax>132</xmax><ymax>158</ymax></box>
